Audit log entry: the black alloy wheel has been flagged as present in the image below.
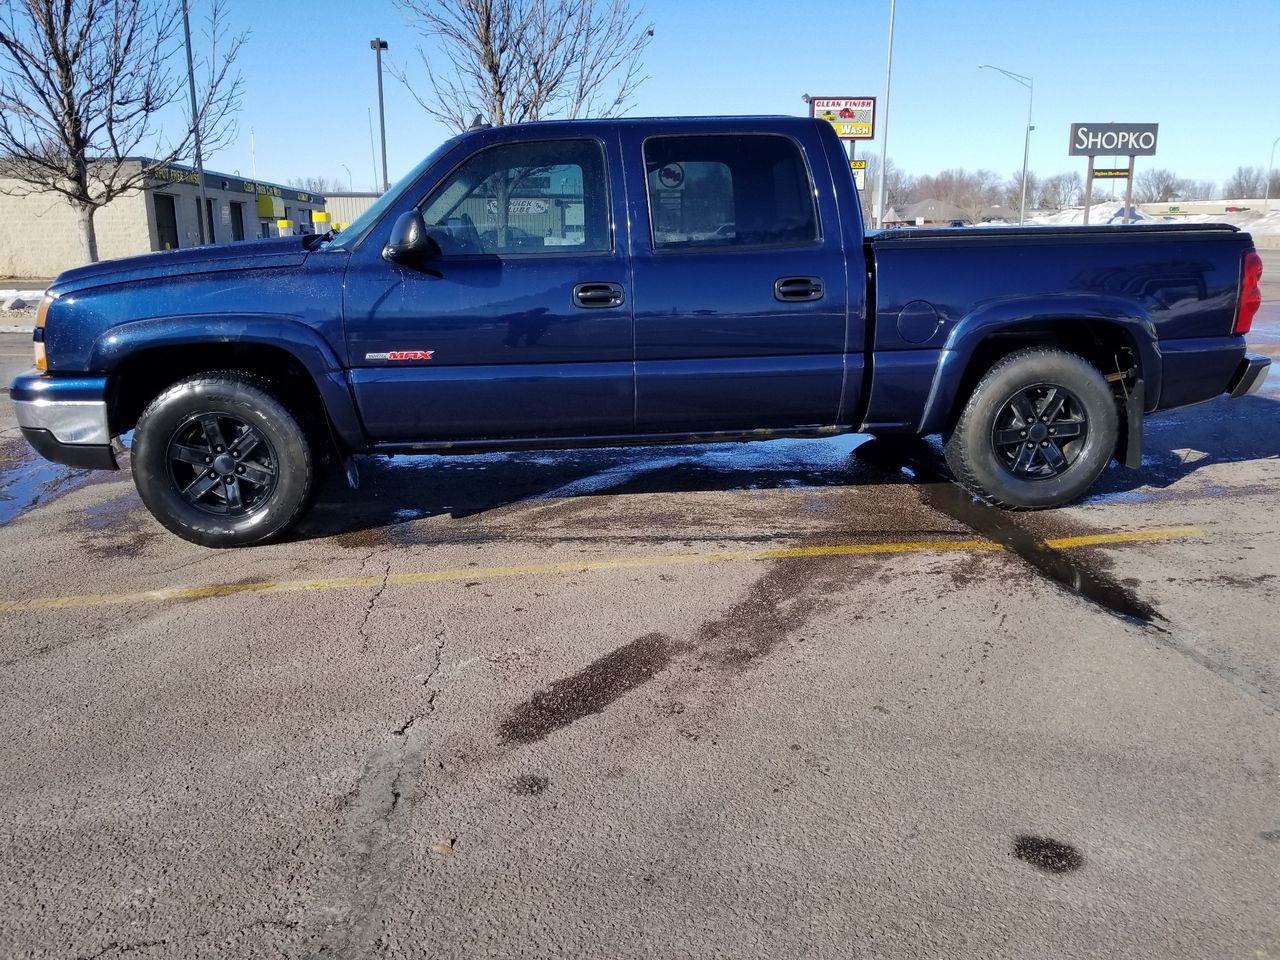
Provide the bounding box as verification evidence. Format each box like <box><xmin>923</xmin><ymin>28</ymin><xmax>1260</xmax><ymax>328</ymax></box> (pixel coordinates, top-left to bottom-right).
<box><xmin>943</xmin><ymin>347</ymin><xmax>1118</xmax><ymax>510</ymax></box>
<box><xmin>990</xmin><ymin>384</ymin><xmax>1089</xmax><ymax>480</ymax></box>
<box><xmin>166</xmin><ymin>412</ymin><xmax>280</xmax><ymax>516</ymax></box>
<box><xmin>132</xmin><ymin>372</ymin><xmax>316</xmax><ymax>547</ymax></box>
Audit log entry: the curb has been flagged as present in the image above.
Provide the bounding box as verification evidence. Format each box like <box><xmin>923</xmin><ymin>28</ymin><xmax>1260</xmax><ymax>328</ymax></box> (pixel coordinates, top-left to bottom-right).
<box><xmin>1</xmin><ymin>325</ymin><xmax>32</xmax><ymax>334</ymax></box>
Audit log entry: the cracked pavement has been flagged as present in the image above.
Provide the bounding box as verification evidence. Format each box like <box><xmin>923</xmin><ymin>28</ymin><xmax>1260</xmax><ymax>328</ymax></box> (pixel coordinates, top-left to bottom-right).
<box><xmin>0</xmin><ymin>253</ymin><xmax>1278</xmax><ymax>959</ymax></box>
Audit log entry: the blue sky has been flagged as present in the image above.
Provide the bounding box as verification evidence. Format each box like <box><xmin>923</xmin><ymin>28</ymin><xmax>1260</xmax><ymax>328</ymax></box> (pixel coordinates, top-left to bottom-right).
<box><xmin>203</xmin><ymin>0</ymin><xmax>1280</xmax><ymax>192</ymax></box>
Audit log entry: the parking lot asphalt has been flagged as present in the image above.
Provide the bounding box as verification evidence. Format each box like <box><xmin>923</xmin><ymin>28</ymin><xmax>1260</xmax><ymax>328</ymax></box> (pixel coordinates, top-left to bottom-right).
<box><xmin>1</xmin><ymin>256</ymin><xmax>1278</xmax><ymax>959</ymax></box>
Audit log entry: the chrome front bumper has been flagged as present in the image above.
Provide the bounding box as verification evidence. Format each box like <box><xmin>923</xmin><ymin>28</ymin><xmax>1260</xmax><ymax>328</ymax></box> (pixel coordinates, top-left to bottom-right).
<box><xmin>13</xmin><ymin>396</ymin><xmax>111</xmax><ymax>445</ymax></box>
<box><xmin>10</xmin><ymin>370</ymin><xmax>118</xmax><ymax>469</ymax></box>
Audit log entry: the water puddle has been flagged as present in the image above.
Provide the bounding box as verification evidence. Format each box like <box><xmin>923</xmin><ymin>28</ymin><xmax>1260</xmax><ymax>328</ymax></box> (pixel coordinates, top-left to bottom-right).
<box><xmin>510</xmin><ymin>774</ymin><xmax>550</xmax><ymax>796</ymax></box>
<box><xmin>853</xmin><ymin>438</ymin><xmax>1161</xmax><ymax>624</ymax></box>
<box><xmin>497</xmin><ymin>632</ymin><xmax>675</xmax><ymax>745</ymax></box>
<box><xmin>0</xmin><ymin>439</ymin><xmax>92</xmax><ymax>526</ymax></box>
<box><xmin>1013</xmin><ymin>834</ymin><xmax>1084</xmax><ymax>874</ymax></box>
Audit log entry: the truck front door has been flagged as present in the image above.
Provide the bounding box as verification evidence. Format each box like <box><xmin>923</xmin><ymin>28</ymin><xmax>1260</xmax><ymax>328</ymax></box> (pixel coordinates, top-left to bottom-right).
<box><xmin>344</xmin><ymin>135</ymin><xmax>633</xmax><ymax>442</ymax></box>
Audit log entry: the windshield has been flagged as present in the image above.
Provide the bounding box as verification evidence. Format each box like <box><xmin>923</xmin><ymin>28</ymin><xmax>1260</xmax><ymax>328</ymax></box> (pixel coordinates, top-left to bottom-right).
<box><xmin>323</xmin><ymin>138</ymin><xmax>457</xmax><ymax>251</ymax></box>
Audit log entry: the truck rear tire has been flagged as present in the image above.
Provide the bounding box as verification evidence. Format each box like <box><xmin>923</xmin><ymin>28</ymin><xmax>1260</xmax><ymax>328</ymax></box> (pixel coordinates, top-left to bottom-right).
<box><xmin>943</xmin><ymin>347</ymin><xmax>1117</xmax><ymax>509</ymax></box>
<box><xmin>131</xmin><ymin>372</ymin><xmax>315</xmax><ymax>547</ymax></box>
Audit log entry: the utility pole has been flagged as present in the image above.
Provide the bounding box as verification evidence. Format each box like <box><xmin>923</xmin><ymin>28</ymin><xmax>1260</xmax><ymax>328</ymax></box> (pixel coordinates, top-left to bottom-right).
<box><xmin>1266</xmin><ymin>134</ymin><xmax>1280</xmax><ymax>213</ymax></box>
<box><xmin>979</xmin><ymin>64</ymin><xmax>1034</xmax><ymax>225</ymax></box>
<box><xmin>370</xmin><ymin>38</ymin><xmax>390</xmax><ymax>193</ymax></box>
<box><xmin>875</xmin><ymin>0</ymin><xmax>896</xmax><ymax>229</ymax></box>
<box><xmin>182</xmin><ymin>0</ymin><xmax>211</xmax><ymax>244</ymax></box>
<box><xmin>367</xmin><ymin>109</ymin><xmax>379</xmax><ymax>192</ymax></box>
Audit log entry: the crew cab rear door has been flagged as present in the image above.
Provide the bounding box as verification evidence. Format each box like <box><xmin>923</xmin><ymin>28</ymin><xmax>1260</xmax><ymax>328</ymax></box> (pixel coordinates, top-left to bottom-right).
<box><xmin>344</xmin><ymin>132</ymin><xmax>633</xmax><ymax>442</ymax></box>
<box><xmin>619</xmin><ymin>122</ymin><xmax>851</xmax><ymax>432</ymax></box>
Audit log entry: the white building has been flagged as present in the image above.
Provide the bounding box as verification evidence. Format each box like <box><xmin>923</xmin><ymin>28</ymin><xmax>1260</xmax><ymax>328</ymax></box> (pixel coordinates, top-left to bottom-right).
<box><xmin>0</xmin><ymin>158</ymin><xmax>326</xmax><ymax>279</ymax></box>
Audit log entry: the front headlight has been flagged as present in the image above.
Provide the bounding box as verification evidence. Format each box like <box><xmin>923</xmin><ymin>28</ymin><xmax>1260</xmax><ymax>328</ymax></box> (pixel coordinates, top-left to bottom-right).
<box><xmin>33</xmin><ymin>293</ymin><xmax>53</xmax><ymax>371</ymax></box>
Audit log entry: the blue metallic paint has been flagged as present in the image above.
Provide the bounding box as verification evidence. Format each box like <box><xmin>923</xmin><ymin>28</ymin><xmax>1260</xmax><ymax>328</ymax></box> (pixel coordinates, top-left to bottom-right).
<box><xmin>342</xmin><ymin>130</ymin><xmax>635</xmax><ymax>440</ymax></box>
<box><xmin>1156</xmin><ymin>337</ymin><xmax>1253</xmax><ymax>409</ymax></box>
<box><xmin>868</xmin><ymin>226</ymin><xmax>1253</xmax><ymax>433</ymax></box>
<box><xmin>9</xmin><ymin>117</ymin><xmax>1265</xmax><ymax>472</ymax></box>
<box><xmin>618</xmin><ymin>121</ymin><xmax>860</xmax><ymax>432</ymax></box>
<box><xmin>10</xmin><ymin>371</ymin><xmax>111</xmax><ymax>404</ymax></box>
<box><xmin>49</xmin><ymin>236</ymin><xmax>311</xmax><ymax>296</ymax></box>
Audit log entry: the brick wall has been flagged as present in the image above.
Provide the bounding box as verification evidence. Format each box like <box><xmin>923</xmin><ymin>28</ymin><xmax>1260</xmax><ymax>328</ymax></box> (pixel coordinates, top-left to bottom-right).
<box><xmin>0</xmin><ymin>182</ymin><xmax>151</xmax><ymax>277</ymax></box>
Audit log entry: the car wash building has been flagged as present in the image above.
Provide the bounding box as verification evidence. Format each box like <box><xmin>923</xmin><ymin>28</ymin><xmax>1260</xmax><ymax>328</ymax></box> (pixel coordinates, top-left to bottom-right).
<box><xmin>0</xmin><ymin>158</ymin><xmax>327</xmax><ymax>279</ymax></box>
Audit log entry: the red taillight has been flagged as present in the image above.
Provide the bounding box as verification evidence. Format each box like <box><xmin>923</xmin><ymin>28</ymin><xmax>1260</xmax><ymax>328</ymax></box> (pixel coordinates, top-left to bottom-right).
<box><xmin>1235</xmin><ymin>250</ymin><xmax>1263</xmax><ymax>336</ymax></box>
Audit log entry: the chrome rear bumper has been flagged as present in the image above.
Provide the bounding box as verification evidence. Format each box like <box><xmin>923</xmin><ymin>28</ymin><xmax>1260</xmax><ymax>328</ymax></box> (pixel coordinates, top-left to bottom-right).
<box><xmin>1226</xmin><ymin>354</ymin><xmax>1271</xmax><ymax>399</ymax></box>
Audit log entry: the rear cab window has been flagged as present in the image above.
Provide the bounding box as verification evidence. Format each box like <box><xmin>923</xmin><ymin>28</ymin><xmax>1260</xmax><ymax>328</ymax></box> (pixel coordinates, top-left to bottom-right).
<box><xmin>642</xmin><ymin>134</ymin><xmax>820</xmax><ymax>251</ymax></box>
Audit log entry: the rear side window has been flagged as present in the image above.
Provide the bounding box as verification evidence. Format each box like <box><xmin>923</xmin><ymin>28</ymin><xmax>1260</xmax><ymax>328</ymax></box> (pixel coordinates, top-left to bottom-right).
<box><xmin>419</xmin><ymin>138</ymin><xmax>611</xmax><ymax>256</ymax></box>
<box><xmin>643</xmin><ymin>134</ymin><xmax>819</xmax><ymax>250</ymax></box>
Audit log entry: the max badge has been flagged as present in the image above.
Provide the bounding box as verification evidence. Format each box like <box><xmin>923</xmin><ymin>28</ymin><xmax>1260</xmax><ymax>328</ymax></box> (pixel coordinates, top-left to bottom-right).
<box><xmin>366</xmin><ymin>350</ymin><xmax>435</xmax><ymax>361</ymax></box>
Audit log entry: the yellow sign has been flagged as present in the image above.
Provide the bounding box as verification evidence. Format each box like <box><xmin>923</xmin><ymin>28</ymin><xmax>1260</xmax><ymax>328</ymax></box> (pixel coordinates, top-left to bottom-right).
<box><xmin>850</xmin><ymin>160</ymin><xmax>867</xmax><ymax>170</ymax></box>
<box><xmin>151</xmin><ymin>166</ymin><xmax>200</xmax><ymax>186</ymax></box>
<box><xmin>256</xmin><ymin>194</ymin><xmax>285</xmax><ymax>219</ymax></box>
<box><xmin>809</xmin><ymin>96</ymin><xmax>876</xmax><ymax>141</ymax></box>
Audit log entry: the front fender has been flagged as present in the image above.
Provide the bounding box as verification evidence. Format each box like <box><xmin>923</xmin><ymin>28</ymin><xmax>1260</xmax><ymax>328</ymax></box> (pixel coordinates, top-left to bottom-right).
<box><xmin>917</xmin><ymin>294</ymin><xmax>1161</xmax><ymax>436</ymax></box>
<box><xmin>88</xmin><ymin>314</ymin><xmax>366</xmax><ymax>451</ymax></box>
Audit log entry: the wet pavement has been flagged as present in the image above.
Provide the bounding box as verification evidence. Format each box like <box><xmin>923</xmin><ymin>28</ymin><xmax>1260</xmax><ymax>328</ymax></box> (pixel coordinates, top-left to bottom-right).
<box><xmin>0</xmin><ymin>286</ymin><xmax>1278</xmax><ymax>958</ymax></box>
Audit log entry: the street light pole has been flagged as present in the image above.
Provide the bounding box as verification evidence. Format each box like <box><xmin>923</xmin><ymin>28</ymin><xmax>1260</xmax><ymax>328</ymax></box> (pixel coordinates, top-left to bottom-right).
<box><xmin>181</xmin><ymin>0</ymin><xmax>211</xmax><ymax>244</ymax></box>
<box><xmin>1265</xmin><ymin>134</ymin><xmax>1280</xmax><ymax>214</ymax></box>
<box><xmin>370</xmin><ymin>38</ymin><xmax>390</xmax><ymax>193</ymax></box>
<box><xmin>875</xmin><ymin>0</ymin><xmax>896</xmax><ymax>229</ymax></box>
<box><xmin>979</xmin><ymin>64</ymin><xmax>1034</xmax><ymax>225</ymax></box>
<box><xmin>341</xmin><ymin>163</ymin><xmax>353</xmax><ymax>192</ymax></box>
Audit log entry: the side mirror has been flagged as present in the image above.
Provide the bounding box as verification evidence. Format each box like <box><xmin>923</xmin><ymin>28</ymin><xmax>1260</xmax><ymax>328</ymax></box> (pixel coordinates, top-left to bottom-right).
<box><xmin>382</xmin><ymin>210</ymin><xmax>437</xmax><ymax>263</ymax></box>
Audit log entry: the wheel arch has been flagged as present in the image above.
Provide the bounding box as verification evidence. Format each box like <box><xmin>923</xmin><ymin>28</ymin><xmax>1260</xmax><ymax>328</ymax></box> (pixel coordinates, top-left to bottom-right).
<box><xmin>94</xmin><ymin>316</ymin><xmax>366</xmax><ymax>452</ymax></box>
<box><xmin>918</xmin><ymin>299</ymin><xmax>1158</xmax><ymax>437</ymax></box>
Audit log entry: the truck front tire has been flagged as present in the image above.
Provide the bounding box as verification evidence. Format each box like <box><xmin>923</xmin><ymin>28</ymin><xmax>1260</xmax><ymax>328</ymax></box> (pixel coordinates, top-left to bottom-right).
<box><xmin>944</xmin><ymin>347</ymin><xmax>1118</xmax><ymax>509</ymax></box>
<box><xmin>131</xmin><ymin>372</ymin><xmax>315</xmax><ymax>547</ymax></box>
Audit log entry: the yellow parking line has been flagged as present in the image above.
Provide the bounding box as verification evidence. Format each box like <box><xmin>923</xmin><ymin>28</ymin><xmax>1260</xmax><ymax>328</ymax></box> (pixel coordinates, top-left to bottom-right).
<box><xmin>0</xmin><ymin>526</ymin><xmax>1204</xmax><ymax>614</ymax></box>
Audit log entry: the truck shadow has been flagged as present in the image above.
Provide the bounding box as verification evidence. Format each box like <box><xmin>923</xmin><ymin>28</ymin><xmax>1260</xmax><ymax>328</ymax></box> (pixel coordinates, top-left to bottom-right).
<box><xmin>291</xmin><ymin>392</ymin><xmax>1280</xmax><ymax>543</ymax></box>
<box><xmin>1086</xmin><ymin>392</ymin><xmax>1280</xmax><ymax>501</ymax></box>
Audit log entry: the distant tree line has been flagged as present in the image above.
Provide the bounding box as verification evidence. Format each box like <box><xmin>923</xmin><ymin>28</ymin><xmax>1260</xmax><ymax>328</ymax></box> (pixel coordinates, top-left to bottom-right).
<box><xmin>859</xmin><ymin>156</ymin><xmax>1280</xmax><ymax>221</ymax></box>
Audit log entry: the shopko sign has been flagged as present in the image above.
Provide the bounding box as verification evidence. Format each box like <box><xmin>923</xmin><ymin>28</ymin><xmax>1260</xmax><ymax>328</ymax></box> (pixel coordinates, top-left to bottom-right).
<box><xmin>1069</xmin><ymin>123</ymin><xmax>1158</xmax><ymax>157</ymax></box>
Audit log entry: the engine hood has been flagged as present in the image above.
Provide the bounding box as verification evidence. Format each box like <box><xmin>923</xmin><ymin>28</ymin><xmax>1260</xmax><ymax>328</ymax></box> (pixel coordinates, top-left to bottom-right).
<box><xmin>48</xmin><ymin>235</ymin><xmax>314</xmax><ymax>296</ymax></box>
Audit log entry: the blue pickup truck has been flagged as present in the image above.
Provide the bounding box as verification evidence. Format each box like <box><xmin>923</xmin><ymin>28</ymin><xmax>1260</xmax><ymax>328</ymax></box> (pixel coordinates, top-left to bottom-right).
<box><xmin>11</xmin><ymin>116</ymin><xmax>1270</xmax><ymax>546</ymax></box>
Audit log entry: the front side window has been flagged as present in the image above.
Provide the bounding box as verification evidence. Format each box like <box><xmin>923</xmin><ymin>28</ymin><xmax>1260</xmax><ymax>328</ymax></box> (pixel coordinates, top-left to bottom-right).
<box><xmin>643</xmin><ymin>134</ymin><xmax>819</xmax><ymax>250</ymax></box>
<box><xmin>419</xmin><ymin>139</ymin><xmax>610</xmax><ymax>256</ymax></box>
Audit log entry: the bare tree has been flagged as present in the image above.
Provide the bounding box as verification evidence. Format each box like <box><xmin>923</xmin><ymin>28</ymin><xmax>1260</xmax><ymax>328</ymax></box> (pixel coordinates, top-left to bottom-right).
<box><xmin>288</xmin><ymin>175</ymin><xmax>334</xmax><ymax>194</ymax></box>
<box><xmin>1036</xmin><ymin>171</ymin><xmax>1083</xmax><ymax>210</ymax></box>
<box><xmin>1184</xmin><ymin>180</ymin><xmax>1217</xmax><ymax>200</ymax></box>
<box><xmin>393</xmin><ymin>0</ymin><xmax>650</xmax><ymax>245</ymax></box>
<box><xmin>1002</xmin><ymin>169</ymin><xmax>1041</xmax><ymax>213</ymax></box>
<box><xmin>1134</xmin><ymin>168</ymin><xmax>1185</xmax><ymax>203</ymax></box>
<box><xmin>915</xmin><ymin>168</ymin><xmax>1002</xmax><ymax>223</ymax></box>
<box><xmin>1224</xmin><ymin>165</ymin><xmax>1266</xmax><ymax>199</ymax></box>
<box><xmin>0</xmin><ymin>0</ymin><xmax>245</xmax><ymax>264</ymax></box>
<box><xmin>860</xmin><ymin>154</ymin><xmax>915</xmax><ymax>223</ymax></box>
<box><xmin>392</xmin><ymin>0</ymin><xmax>653</xmax><ymax>132</ymax></box>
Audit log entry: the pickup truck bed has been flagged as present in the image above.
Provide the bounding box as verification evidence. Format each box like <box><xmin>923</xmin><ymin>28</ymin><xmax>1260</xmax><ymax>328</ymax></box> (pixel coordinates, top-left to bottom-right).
<box><xmin>864</xmin><ymin>222</ymin><xmax>1253</xmax><ymax>433</ymax></box>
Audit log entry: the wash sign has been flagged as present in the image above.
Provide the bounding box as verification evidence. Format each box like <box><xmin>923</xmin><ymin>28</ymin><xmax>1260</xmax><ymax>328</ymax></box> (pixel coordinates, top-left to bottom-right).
<box><xmin>810</xmin><ymin>97</ymin><xmax>876</xmax><ymax>140</ymax></box>
<box><xmin>1069</xmin><ymin>123</ymin><xmax>1158</xmax><ymax>157</ymax></box>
